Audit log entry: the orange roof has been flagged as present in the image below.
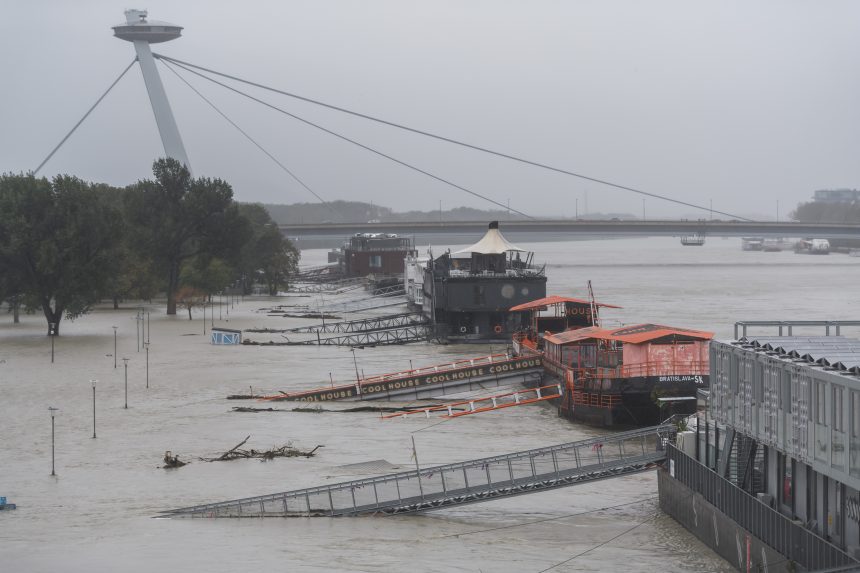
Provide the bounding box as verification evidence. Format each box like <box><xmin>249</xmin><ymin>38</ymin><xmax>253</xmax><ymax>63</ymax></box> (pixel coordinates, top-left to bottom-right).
<box><xmin>544</xmin><ymin>326</ymin><xmax>608</xmax><ymax>345</ymax></box>
<box><xmin>545</xmin><ymin>323</ymin><xmax>714</xmax><ymax>346</ymax></box>
<box><xmin>508</xmin><ymin>295</ymin><xmax>622</xmax><ymax>312</ymax></box>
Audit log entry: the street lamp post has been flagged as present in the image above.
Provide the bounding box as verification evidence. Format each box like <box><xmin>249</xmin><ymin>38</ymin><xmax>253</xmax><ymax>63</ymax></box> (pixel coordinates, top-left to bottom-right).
<box><xmin>136</xmin><ymin>309</ymin><xmax>141</xmax><ymax>352</ymax></box>
<box><xmin>122</xmin><ymin>358</ymin><xmax>129</xmax><ymax>409</ymax></box>
<box><xmin>112</xmin><ymin>326</ymin><xmax>118</xmax><ymax>369</ymax></box>
<box><xmin>144</xmin><ymin>342</ymin><xmax>149</xmax><ymax>389</ymax></box>
<box><xmin>146</xmin><ymin>311</ymin><xmax>150</xmax><ymax>344</ymax></box>
<box><xmin>48</xmin><ymin>407</ymin><xmax>58</xmax><ymax>476</ymax></box>
<box><xmin>350</xmin><ymin>347</ymin><xmax>360</xmax><ymax>384</ymax></box>
<box><xmin>49</xmin><ymin>322</ymin><xmax>57</xmax><ymax>363</ymax></box>
<box><xmin>203</xmin><ymin>302</ymin><xmax>207</xmax><ymax>336</ymax></box>
<box><xmin>91</xmin><ymin>379</ymin><xmax>97</xmax><ymax>438</ymax></box>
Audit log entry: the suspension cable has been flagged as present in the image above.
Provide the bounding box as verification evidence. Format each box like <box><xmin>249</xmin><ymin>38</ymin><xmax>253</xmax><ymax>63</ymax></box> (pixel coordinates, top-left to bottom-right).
<box><xmin>153</xmin><ymin>53</ymin><xmax>750</xmax><ymax>221</ymax></box>
<box><xmin>159</xmin><ymin>56</ymin><xmax>532</xmax><ymax>218</ymax></box>
<box><xmin>159</xmin><ymin>59</ymin><xmax>330</xmax><ymax>206</ymax></box>
<box><xmin>34</xmin><ymin>58</ymin><xmax>138</xmax><ymax>175</ymax></box>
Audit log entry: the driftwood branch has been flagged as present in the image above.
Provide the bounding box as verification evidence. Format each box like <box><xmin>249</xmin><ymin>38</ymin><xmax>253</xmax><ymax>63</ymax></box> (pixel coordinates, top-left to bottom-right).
<box><xmin>199</xmin><ymin>436</ymin><xmax>323</xmax><ymax>462</ymax></box>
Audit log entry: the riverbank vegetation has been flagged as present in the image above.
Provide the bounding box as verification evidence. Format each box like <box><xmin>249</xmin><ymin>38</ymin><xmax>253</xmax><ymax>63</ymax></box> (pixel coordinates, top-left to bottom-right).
<box><xmin>0</xmin><ymin>158</ymin><xmax>299</xmax><ymax>334</ymax></box>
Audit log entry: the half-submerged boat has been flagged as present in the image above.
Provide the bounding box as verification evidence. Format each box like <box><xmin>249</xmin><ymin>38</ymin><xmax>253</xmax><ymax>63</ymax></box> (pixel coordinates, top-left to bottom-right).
<box><xmin>511</xmin><ymin>295</ymin><xmax>712</xmax><ymax>426</ymax></box>
<box><xmin>406</xmin><ymin>221</ymin><xmax>547</xmax><ymax>342</ymax></box>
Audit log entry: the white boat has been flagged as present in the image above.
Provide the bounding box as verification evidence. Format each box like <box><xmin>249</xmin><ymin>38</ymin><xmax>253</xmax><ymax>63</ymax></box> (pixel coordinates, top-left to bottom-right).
<box><xmin>680</xmin><ymin>234</ymin><xmax>705</xmax><ymax>246</ymax></box>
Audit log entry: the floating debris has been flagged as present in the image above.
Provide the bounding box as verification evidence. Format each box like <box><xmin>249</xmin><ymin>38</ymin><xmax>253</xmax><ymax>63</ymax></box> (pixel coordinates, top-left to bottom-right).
<box><xmin>199</xmin><ymin>435</ymin><xmax>323</xmax><ymax>462</ymax></box>
<box><xmin>163</xmin><ymin>451</ymin><xmax>188</xmax><ymax>469</ymax></box>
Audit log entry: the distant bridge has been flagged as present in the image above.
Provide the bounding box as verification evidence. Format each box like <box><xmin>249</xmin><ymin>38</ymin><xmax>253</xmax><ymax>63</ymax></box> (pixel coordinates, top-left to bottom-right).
<box><xmin>279</xmin><ymin>219</ymin><xmax>860</xmax><ymax>241</ymax></box>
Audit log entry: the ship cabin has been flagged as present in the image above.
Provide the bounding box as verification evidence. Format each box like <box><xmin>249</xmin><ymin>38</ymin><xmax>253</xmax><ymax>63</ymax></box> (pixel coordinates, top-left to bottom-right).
<box><xmin>341</xmin><ymin>233</ymin><xmax>417</xmax><ymax>278</ymax></box>
<box><xmin>424</xmin><ymin>221</ymin><xmax>547</xmax><ymax>341</ymax></box>
<box><xmin>545</xmin><ymin>324</ymin><xmax>713</xmax><ymax>425</ymax></box>
<box><xmin>543</xmin><ymin>324</ymin><xmax>712</xmax><ymax>377</ymax></box>
<box><xmin>509</xmin><ymin>295</ymin><xmax>622</xmax><ymax>353</ymax></box>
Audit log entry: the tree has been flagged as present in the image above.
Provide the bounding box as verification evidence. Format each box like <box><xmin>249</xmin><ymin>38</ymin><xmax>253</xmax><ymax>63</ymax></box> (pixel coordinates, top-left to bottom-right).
<box><xmin>259</xmin><ymin>228</ymin><xmax>299</xmax><ymax>295</ymax></box>
<box><xmin>235</xmin><ymin>203</ymin><xmax>300</xmax><ymax>295</ymax></box>
<box><xmin>0</xmin><ymin>173</ymin><xmax>121</xmax><ymax>334</ymax></box>
<box><xmin>175</xmin><ymin>285</ymin><xmax>207</xmax><ymax>320</ymax></box>
<box><xmin>124</xmin><ymin>159</ymin><xmax>250</xmax><ymax>315</ymax></box>
<box><xmin>180</xmin><ymin>256</ymin><xmax>234</xmax><ymax>297</ymax></box>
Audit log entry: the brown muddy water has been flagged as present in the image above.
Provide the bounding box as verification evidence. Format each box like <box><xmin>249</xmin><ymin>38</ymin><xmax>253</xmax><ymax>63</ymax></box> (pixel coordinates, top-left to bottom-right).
<box><xmin>2</xmin><ymin>236</ymin><xmax>858</xmax><ymax>572</ymax></box>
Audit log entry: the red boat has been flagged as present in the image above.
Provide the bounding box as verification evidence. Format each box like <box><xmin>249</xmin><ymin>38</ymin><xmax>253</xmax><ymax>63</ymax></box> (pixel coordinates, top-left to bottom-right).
<box><xmin>511</xmin><ymin>295</ymin><xmax>712</xmax><ymax>426</ymax></box>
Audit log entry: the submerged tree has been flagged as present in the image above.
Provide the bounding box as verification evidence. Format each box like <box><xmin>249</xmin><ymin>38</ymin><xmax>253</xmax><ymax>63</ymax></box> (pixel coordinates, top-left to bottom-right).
<box><xmin>235</xmin><ymin>203</ymin><xmax>300</xmax><ymax>295</ymax></box>
<box><xmin>125</xmin><ymin>159</ymin><xmax>250</xmax><ymax>315</ymax></box>
<box><xmin>0</xmin><ymin>173</ymin><xmax>121</xmax><ymax>334</ymax></box>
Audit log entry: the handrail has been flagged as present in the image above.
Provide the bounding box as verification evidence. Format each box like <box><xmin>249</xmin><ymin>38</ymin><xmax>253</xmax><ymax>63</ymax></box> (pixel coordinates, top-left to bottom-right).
<box><xmin>163</xmin><ymin>425</ymin><xmax>673</xmax><ymax>516</ymax></box>
<box><xmin>259</xmin><ymin>352</ymin><xmax>516</xmax><ymax>400</ymax></box>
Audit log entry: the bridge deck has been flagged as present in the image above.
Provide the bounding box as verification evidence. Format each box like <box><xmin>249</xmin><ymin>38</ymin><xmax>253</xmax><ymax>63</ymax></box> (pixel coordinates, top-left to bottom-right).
<box><xmin>161</xmin><ymin>425</ymin><xmax>673</xmax><ymax>518</ymax></box>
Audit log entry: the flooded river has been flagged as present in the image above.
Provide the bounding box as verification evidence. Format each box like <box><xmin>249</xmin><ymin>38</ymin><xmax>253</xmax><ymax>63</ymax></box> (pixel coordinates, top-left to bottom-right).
<box><xmin>2</xmin><ymin>236</ymin><xmax>859</xmax><ymax>572</ymax></box>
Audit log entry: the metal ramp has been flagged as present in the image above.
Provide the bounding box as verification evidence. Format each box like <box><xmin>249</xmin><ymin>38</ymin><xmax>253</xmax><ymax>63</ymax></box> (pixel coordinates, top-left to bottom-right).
<box><xmin>161</xmin><ymin>425</ymin><xmax>672</xmax><ymax>518</ymax></box>
<box><xmin>313</xmin><ymin>295</ymin><xmax>407</xmax><ymax>315</ymax></box>
<box><xmin>283</xmin><ymin>323</ymin><xmax>430</xmax><ymax>347</ymax></box>
<box><xmin>380</xmin><ymin>383</ymin><xmax>563</xmax><ymax>419</ymax></box>
<box><xmin>259</xmin><ymin>353</ymin><xmax>544</xmax><ymax>402</ymax></box>
<box><xmin>277</xmin><ymin>312</ymin><xmax>430</xmax><ymax>347</ymax></box>
<box><xmin>287</xmin><ymin>277</ymin><xmax>367</xmax><ymax>294</ymax></box>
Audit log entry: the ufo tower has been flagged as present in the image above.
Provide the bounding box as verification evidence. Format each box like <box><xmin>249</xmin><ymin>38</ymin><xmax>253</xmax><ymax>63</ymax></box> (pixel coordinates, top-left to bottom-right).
<box><xmin>113</xmin><ymin>9</ymin><xmax>191</xmax><ymax>171</ymax></box>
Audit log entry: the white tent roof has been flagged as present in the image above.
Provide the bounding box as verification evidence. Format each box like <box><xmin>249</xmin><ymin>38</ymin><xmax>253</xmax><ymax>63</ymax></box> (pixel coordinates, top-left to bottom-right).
<box><xmin>454</xmin><ymin>222</ymin><xmax>525</xmax><ymax>254</ymax></box>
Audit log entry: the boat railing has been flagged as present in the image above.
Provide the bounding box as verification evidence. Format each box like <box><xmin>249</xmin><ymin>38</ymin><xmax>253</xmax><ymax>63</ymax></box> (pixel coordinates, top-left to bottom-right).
<box><xmin>359</xmin><ymin>352</ymin><xmax>512</xmax><ymax>384</ymax></box>
<box><xmin>548</xmin><ymin>359</ymin><xmax>709</xmax><ymax>386</ymax></box>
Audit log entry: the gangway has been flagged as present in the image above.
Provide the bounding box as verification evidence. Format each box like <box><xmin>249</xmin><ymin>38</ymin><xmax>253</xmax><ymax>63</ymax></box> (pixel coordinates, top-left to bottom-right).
<box><xmin>259</xmin><ymin>353</ymin><xmax>544</xmax><ymax>402</ymax></box>
<box><xmin>286</xmin><ymin>312</ymin><xmax>426</xmax><ymax>334</ymax></box>
<box><xmin>288</xmin><ymin>277</ymin><xmax>367</xmax><ymax>294</ymax></box>
<box><xmin>314</xmin><ymin>285</ymin><xmax>407</xmax><ymax>315</ymax></box>
<box><xmin>160</xmin><ymin>425</ymin><xmax>673</xmax><ymax>518</ymax></box>
<box><xmin>381</xmin><ymin>383</ymin><xmax>563</xmax><ymax>419</ymax></box>
<box><xmin>283</xmin><ymin>324</ymin><xmax>430</xmax><ymax>347</ymax></box>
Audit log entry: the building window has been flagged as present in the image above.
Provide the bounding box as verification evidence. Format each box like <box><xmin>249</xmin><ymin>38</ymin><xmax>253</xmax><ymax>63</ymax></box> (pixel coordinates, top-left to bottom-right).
<box><xmin>782</xmin><ymin>370</ymin><xmax>792</xmax><ymax>412</ymax></box>
<box><xmin>834</xmin><ymin>386</ymin><xmax>844</xmax><ymax>432</ymax></box>
<box><xmin>473</xmin><ymin>285</ymin><xmax>485</xmax><ymax>305</ymax></box>
<box><xmin>852</xmin><ymin>392</ymin><xmax>860</xmax><ymax>438</ymax></box>
<box><xmin>369</xmin><ymin>255</ymin><xmax>382</xmax><ymax>268</ymax></box>
<box><xmin>817</xmin><ymin>382</ymin><xmax>827</xmax><ymax>425</ymax></box>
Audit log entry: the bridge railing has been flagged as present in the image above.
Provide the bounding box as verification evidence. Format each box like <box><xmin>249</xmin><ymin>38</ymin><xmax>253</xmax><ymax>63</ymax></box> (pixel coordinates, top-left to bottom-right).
<box><xmin>164</xmin><ymin>425</ymin><xmax>673</xmax><ymax>518</ymax></box>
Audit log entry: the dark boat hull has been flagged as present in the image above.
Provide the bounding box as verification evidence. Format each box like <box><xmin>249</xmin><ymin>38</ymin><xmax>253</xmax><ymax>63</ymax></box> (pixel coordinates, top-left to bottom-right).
<box><xmin>528</xmin><ymin>373</ymin><xmax>708</xmax><ymax>427</ymax></box>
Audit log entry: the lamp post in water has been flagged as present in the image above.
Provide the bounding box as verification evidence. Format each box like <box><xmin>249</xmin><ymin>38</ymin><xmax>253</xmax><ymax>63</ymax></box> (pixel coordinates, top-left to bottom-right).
<box><xmin>122</xmin><ymin>358</ymin><xmax>129</xmax><ymax>409</ymax></box>
<box><xmin>112</xmin><ymin>326</ymin><xmax>118</xmax><ymax>369</ymax></box>
<box><xmin>144</xmin><ymin>342</ymin><xmax>150</xmax><ymax>389</ymax></box>
<box><xmin>49</xmin><ymin>322</ymin><xmax>57</xmax><ymax>363</ymax></box>
<box><xmin>48</xmin><ymin>407</ymin><xmax>58</xmax><ymax>476</ymax></box>
<box><xmin>91</xmin><ymin>379</ymin><xmax>97</xmax><ymax>438</ymax></box>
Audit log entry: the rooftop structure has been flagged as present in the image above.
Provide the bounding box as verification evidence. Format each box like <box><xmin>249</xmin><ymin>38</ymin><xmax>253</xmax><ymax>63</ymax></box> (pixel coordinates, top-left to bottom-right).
<box><xmin>814</xmin><ymin>189</ymin><xmax>860</xmax><ymax>204</ymax></box>
<box><xmin>113</xmin><ymin>9</ymin><xmax>191</xmax><ymax>171</ymax></box>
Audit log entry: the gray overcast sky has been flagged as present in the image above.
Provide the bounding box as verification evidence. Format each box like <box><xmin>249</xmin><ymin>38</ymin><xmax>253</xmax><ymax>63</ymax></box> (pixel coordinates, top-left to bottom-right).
<box><xmin>3</xmin><ymin>1</ymin><xmax>860</xmax><ymax>219</ymax></box>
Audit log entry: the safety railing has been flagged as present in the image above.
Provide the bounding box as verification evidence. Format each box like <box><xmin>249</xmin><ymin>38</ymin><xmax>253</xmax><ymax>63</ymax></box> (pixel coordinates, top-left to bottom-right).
<box><xmin>360</xmin><ymin>353</ymin><xmax>512</xmax><ymax>384</ymax></box>
<box><xmin>665</xmin><ymin>445</ymin><xmax>857</xmax><ymax>571</ymax></box>
<box><xmin>163</xmin><ymin>425</ymin><xmax>673</xmax><ymax>518</ymax></box>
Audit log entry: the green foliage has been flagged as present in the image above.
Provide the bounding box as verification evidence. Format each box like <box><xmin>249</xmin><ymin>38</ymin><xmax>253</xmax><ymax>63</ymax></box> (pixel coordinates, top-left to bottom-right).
<box><xmin>236</xmin><ymin>203</ymin><xmax>300</xmax><ymax>295</ymax></box>
<box><xmin>124</xmin><ymin>158</ymin><xmax>251</xmax><ymax>314</ymax></box>
<box><xmin>180</xmin><ymin>256</ymin><xmax>234</xmax><ymax>295</ymax></box>
<box><xmin>0</xmin><ymin>173</ymin><xmax>122</xmax><ymax>333</ymax></box>
<box><xmin>792</xmin><ymin>200</ymin><xmax>860</xmax><ymax>223</ymax></box>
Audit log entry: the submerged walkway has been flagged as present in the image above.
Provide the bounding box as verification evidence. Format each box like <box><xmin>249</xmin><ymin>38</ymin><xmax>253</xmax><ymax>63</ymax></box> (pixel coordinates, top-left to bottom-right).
<box><xmin>161</xmin><ymin>425</ymin><xmax>673</xmax><ymax>518</ymax></box>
